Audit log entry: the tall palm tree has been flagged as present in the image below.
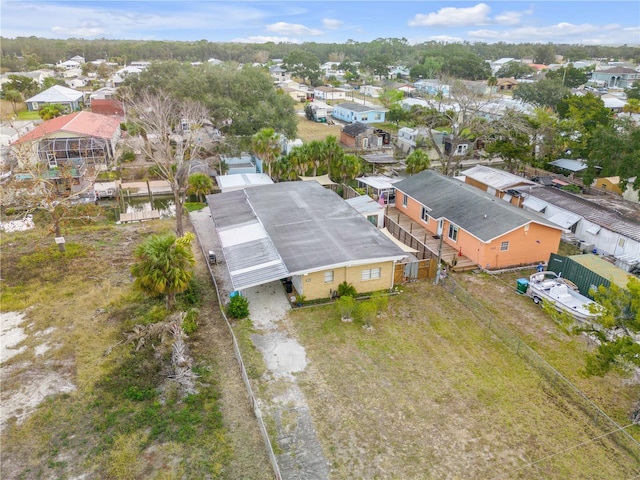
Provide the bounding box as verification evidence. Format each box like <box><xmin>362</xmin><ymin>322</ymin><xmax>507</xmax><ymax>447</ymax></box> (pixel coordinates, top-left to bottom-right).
<box><xmin>405</xmin><ymin>149</ymin><xmax>431</xmax><ymax>175</ymax></box>
<box><xmin>323</xmin><ymin>135</ymin><xmax>344</xmax><ymax>180</ymax></box>
<box><xmin>335</xmin><ymin>154</ymin><xmax>362</xmax><ymax>183</ymax></box>
<box><xmin>131</xmin><ymin>233</ymin><xmax>195</xmax><ymax>310</ymax></box>
<box><xmin>487</xmin><ymin>76</ymin><xmax>498</xmax><ymax>99</ymax></box>
<box><xmin>187</xmin><ymin>173</ymin><xmax>214</xmax><ymax>202</ymax></box>
<box><xmin>251</xmin><ymin>128</ymin><xmax>281</xmax><ymax>178</ymax></box>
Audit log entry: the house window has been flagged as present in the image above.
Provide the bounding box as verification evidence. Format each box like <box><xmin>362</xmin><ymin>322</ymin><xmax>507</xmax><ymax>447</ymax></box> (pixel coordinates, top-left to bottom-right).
<box><xmin>402</xmin><ymin>195</ymin><xmax>408</xmax><ymax>208</ymax></box>
<box><xmin>421</xmin><ymin>207</ymin><xmax>429</xmax><ymax>223</ymax></box>
<box><xmin>456</xmin><ymin>144</ymin><xmax>468</xmax><ymax>155</ymax></box>
<box><xmin>324</xmin><ymin>270</ymin><xmax>334</xmax><ymax>283</ymax></box>
<box><xmin>361</xmin><ymin>267</ymin><xmax>381</xmax><ymax>281</ymax></box>
<box><xmin>375</xmin><ymin>114</ymin><xmax>381</xmax><ymax>120</ymax></box>
<box><xmin>361</xmin><ymin>115</ymin><xmax>368</xmax><ymax>121</ymax></box>
<box><xmin>500</xmin><ymin>241</ymin><xmax>509</xmax><ymax>251</ymax></box>
<box><xmin>448</xmin><ymin>224</ymin><xmax>459</xmax><ymax>242</ymax></box>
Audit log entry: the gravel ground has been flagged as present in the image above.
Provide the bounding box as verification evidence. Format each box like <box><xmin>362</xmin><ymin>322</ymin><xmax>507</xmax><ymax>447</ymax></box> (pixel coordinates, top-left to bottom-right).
<box><xmin>189</xmin><ymin>207</ymin><xmax>330</xmax><ymax>480</ymax></box>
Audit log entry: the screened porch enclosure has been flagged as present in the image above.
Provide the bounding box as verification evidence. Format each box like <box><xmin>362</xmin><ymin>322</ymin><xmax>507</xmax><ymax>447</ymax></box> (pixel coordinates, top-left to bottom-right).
<box><xmin>38</xmin><ymin>136</ymin><xmax>114</xmax><ymax>167</ymax></box>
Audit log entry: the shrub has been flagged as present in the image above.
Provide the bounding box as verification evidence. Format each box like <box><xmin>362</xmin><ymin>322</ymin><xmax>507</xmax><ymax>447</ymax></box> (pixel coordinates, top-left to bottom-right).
<box><xmin>178</xmin><ymin>277</ymin><xmax>202</xmax><ymax>308</ymax></box>
<box><xmin>336</xmin><ymin>295</ymin><xmax>356</xmax><ymax>321</ymax></box>
<box><xmin>119</xmin><ymin>149</ymin><xmax>137</xmax><ymax>163</ymax></box>
<box><xmin>182</xmin><ymin>309</ymin><xmax>198</xmax><ymax>335</ymax></box>
<box><xmin>227</xmin><ymin>295</ymin><xmax>249</xmax><ymax>319</ymax></box>
<box><xmin>370</xmin><ymin>291</ymin><xmax>388</xmax><ymax>314</ymax></box>
<box><xmin>356</xmin><ymin>299</ymin><xmax>377</xmax><ymax>328</ymax></box>
<box><xmin>338</xmin><ymin>281</ymin><xmax>357</xmax><ymax>298</ymax></box>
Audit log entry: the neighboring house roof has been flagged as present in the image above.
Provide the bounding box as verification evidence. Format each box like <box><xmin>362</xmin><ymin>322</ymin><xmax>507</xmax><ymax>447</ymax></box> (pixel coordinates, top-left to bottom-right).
<box><xmin>394</xmin><ymin>170</ymin><xmax>561</xmax><ymax>242</ymax></box>
<box><xmin>216</xmin><ymin>173</ymin><xmax>273</xmax><ymax>192</ymax></box>
<box><xmin>346</xmin><ymin>195</ymin><xmax>385</xmax><ymax>215</ymax></box>
<box><xmin>25</xmin><ymin>85</ymin><xmax>84</xmax><ymax>104</ymax></box>
<box><xmin>90</xmin><ymin>99</ymin><xmax>124</xmax><ymax>117</ymax></box>
<box><xmin>496</xmin><ymin>77</ymin><xmax>518</xmax><ymax>85</ymax></box>
<box><xmin>336</xmin><ymin>102</ymin><xmax>387</xmax><ymax>113</ymax></box>
<box><xmin>206</xmin><ymin>181</ymin><xmax>406</xmax><ymax>291</ymax></box>
<box><xmin>357</xmin><ymin>175</ymin><xmax>402</xmax><ymax>191</ymax></box>
<box><xmin>549</xmin><ymin>158</ymin><xmax>587</xmax><ymax>172</ymax></box>
<box><xmin>461</xmin><ymin>165</ymin><xmax>536</xmax><ymax>191</ymax></box>
<box><xmin>520</xmin><ymin>186</ymin><xmax>640</xmax><ymax>242</ymax></box>
<box><xmin>342</xmin><ymin>122</ymin><xmax>371</xmax><ymax>137</ymax></box>
<box><xmin>603</xmin><ymin>97</ymin><xmax>627</xmax><ymax>109</ymax></box>
<box><xmin>595</xmin><ymin>66</ymin><xmax>638</xmax><ymax>74</ymax></box>
<box><xmin>361</xmin><ymin>154</ymin><xmax>397</xmax><ymax>164</ymax></box>
<box><xmin>14</xmin><ymin>111</ymin><xmax>121</xmax><ymax>145</ymax></box>
<box><xmin>314</xmin><ymin>86</ymin><xmax>344</xmax><ymax>93</ymax></box>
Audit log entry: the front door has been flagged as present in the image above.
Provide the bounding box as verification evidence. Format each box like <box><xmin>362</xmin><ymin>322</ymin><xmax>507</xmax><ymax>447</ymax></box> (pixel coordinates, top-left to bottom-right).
<box><xmin>437</xmin><ymin>219</ymin><xmax>444</xmax><ymax>237</ymax></box>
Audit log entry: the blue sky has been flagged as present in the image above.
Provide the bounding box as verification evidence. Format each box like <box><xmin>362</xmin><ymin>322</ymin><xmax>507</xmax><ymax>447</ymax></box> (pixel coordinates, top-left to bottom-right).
<box><xmin>1</xmin><ymin>1</ymin><xmax>639</xmax><ymax>45</ymax></box>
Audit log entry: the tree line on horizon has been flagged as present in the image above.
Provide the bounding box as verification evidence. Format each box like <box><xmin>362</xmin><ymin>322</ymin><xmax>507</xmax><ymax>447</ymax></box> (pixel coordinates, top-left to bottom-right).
<box><xmin>2</xmin><ymin>36</ymin><xmax>639</xmax><ymax>74</ymax></box>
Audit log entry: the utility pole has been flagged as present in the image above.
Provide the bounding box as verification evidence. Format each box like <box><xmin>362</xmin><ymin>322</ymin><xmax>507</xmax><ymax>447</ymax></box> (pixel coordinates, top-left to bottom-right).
<box><xmin>434</xmin><ymin>224</ymin><xmax>444</xmax><ymax>285</ymax></box>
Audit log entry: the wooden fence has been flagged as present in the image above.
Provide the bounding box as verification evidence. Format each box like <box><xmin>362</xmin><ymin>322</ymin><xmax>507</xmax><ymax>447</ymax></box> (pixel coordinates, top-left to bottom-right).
<box><xmin>384</xmin><ymin>215</ymin><xmax>435</xmax><ymax>260</ymax></box>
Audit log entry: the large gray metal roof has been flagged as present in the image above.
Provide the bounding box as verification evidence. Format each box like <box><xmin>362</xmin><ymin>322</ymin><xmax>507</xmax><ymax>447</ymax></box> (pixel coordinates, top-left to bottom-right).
<box><xmin>520</xmin><ymin>186</ymin><xmax>640</xmax><ymax>243</ymax></box>
<box><xmin>207</xmin><ymin>182</ymin><xmax>407</xmax><ymax>290</ymax></box>
<box><xmin>394</xmin><ymin>171</ymin><xmax>562</xmax><ymax>242</ymax></box>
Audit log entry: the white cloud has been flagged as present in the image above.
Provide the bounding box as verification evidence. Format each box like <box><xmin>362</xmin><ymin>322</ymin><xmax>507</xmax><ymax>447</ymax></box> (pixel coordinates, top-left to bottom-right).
<box><xmin>468</xmin><ymin>22</ymin><xmax>638</xmax><ymax>45</ymax></box>
<box><xmin>231</xmin><ymin>35</ymin><xmax>300</xmax><ymax>44</ymax></box>
<box><xmin>323</xmin><ymin>18</ymin><xmax>343</xmax><ymax>30</ymax></box>
<box><xmin>51</xmin><ymin>24</ymin><xmax>106</xmax><ymax>38</ymax></box>
<box><xmin>494</xmin><ymin>11</ymin><xmax>523</xmax><ymax>26</ymax></box>
<box><xmin>409</xmin><ymin>3</ymin><xmax>491</xmax><ymax>27</ymax></box>
<box><xmin>266</xmin><ymin>22</ymin><xmax>323</xmax><ymax>37</ymax></box>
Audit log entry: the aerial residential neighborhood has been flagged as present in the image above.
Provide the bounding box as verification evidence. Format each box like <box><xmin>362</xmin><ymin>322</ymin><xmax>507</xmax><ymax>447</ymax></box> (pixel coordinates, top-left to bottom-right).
<box><xmin>1</xmin><ymin>1</ymin><xmax>640</xmax><ymax>479</ymax></box>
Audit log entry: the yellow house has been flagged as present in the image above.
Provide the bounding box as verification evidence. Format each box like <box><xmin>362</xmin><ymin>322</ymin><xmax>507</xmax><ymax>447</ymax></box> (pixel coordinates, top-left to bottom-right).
<box><xmin>394</xmin><ymin>171</ymin><xmax>563</xmax><ymax>270</ymax></box>
<box><xmin>592</xmin><ymin>176</ymin><xmax>623</xmax><ymax>195</ymax></box>
<box><xmin>206</xmin><ymin>181</ymin><xmax>407</xmax><ymax>300</ymax></box>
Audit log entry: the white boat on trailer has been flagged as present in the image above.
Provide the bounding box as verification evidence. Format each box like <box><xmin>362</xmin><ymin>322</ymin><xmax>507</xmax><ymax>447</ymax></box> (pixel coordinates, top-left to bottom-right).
<box><xmin>525</xmin><ymin>271</ymin><xmax>602</xmax><ymax>322</ymax></box>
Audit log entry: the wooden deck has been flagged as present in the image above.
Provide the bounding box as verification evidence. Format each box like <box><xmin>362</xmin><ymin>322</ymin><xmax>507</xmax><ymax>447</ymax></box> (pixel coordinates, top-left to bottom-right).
<box><xmin>119</xmin><ymin>210</ymin><xmax>161</xmax><ymax>223</ymax></box>
<box><xmin>385</xmin><ymin>207</ymin><xmax>477</xmax><ymax>272</ymax></box>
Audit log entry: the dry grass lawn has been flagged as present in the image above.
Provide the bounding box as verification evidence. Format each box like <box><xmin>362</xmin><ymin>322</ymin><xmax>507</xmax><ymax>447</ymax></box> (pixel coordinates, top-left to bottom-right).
<box><xmin>295</xmin><ymin>113</ymin><xmax>343</xmax><ymax>143</ymax></box>
<box><xmin>0</xmin><ymin>216</ymin><xmax>272</xmax><ymax>479</ymax></box>
<box><xmin>282</xmin><ymin>278</ymin><xmax>640</xmax><ymax>479</ymax></box>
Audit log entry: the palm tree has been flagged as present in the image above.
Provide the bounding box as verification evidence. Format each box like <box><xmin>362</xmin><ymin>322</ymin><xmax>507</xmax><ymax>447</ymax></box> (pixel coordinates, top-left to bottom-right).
<box><xmin>334</xmin><ymin>154</ymin><xmax>362</xmax><ymax>183</ymax></box>
<box><xmin>323</xmin><ymin>136</ymin><xmax>344</xmax><ymax>180</ymax></box>
<box><xmin>405</xmin><ymin>150</ymin><xmax>431</xmax><ymax>175</ymax></box>
<box><xmin>487</xmin><ymin>76</ymin><xmax>498</xmax><ymax>98</ymax></box>
<box><xmin>251</xmin><ymin>128</ymin><xmax>281</xmax><ymax>178</ymax></box>
<box><xmin>187</xmin><ymin>173</ymin><xmax>214</xmax><ymax>202</ymax></box>
<box><xmin>131</xmin><ymin>233</ymin><xmax>195</xmax><ymax>310</ymax></box>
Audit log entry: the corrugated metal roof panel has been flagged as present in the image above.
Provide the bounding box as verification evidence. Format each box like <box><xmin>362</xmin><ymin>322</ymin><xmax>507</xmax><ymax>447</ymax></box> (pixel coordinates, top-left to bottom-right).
<box><xmin>547</xmin><ymin>211</ymin><xmax>581</xmax><ymax>229</ymax></box>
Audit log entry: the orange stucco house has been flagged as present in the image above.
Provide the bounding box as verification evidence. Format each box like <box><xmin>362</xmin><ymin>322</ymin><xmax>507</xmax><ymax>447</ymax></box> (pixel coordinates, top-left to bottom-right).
<box><xmin>393</xmin><ymin>171</ymin><xmax>563</xmax><ymax>270</ymax></box>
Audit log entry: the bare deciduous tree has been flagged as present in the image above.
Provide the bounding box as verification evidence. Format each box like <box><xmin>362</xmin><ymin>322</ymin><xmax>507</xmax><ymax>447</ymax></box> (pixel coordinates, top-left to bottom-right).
<box><xmin>126</xmin><ymin>90</ymin><xmax>209</xmax><ymax>236</ymax></box>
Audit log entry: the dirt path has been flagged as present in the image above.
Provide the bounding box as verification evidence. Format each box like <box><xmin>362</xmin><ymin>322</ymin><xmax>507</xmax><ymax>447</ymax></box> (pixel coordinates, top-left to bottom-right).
<box><xmin>189</xmin><ymin>207</ymin><xmax>330</xmax><ymax>480</ymax></box>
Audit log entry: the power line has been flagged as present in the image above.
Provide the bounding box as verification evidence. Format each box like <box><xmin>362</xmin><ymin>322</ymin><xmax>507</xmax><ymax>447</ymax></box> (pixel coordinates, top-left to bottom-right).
<box><xmin>491</xmin><ymin>423</ymin><xmax>638</xmax><ymax>479</ymax></box>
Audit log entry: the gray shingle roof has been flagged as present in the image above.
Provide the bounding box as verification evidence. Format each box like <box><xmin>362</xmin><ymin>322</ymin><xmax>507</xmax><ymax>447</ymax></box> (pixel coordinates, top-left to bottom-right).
<box><xmin>394</xmin><ymin>171</ymin><xmax>561</xmax><ymax>242</ymax></box>
<box><xmin>336</xmin><ymin>102</ymin><xmax>386</xmax><ymax>113</ymax></box>
<box><xmin>342</xmin><ymin>122</ymin><xmax>371</xmax><ymax>137</ymax></box>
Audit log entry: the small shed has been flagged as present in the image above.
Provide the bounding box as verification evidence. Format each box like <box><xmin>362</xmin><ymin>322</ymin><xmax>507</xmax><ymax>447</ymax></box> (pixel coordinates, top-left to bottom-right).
<box><xmin>345</xmin><ymin>195</ymin><xmax>385</xmax><ymax>228</ymax></box>
<box><xmin>356</xmin><ymin>175</ymin><xmax>401</xmax><ymax>205</ymax></box>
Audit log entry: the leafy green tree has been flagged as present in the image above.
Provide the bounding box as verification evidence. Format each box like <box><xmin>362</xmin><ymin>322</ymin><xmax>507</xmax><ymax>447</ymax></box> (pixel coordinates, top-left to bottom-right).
<box><xmin>361</xmin><ymin>54</ymin><xmax>391</xmax><ymax>79</ymax></box>
<box><xmin>580</xmin><ymin>278</ymin><xmax>640</xmax><ymax>376</ymax></box>
<box><xmin>187</xmin><ymin>173</ymin><xmax>214</xmax><ymax>202</ymax></box>
<box><xmin>378</xmin><ymin>89</ymin><xmax>403</xmax><ymax>109</ymax></box>
<box><xmin>251</xmin><ymin>128</ymin><xmax>281</xmax><ymax>178</ymax></box>
<box><xmin>556</xmin><ymin>92</ymin><xmax>612</xmax><ymax>132</ymax></box>
<box><xmin>483</xmin><ymin>111</ymin><xmax>534</xmax><ymax>172</ymax></box>
<box><xmin>421</xmin><ymin>56</ymin><xmax>444</xmax><ymax>79</ymax></box>
<box><xmin>405</xmin><ymin>149</ymin><xmax>431</xmax><ymax>175</ymax></box>
<box><xmin>131</xmin><ymin>233</ymin><xmax>196</xmax><ymax>310</ymax></box>
<box><xmin>5</xmin><ymin>75</ymin><xmax>38</xmax><ymax>97</ymax></box>
<box><xmin>545</xmin><ymin>65</ymin><xmax>589</xmax><ymax>88</ymax></box>
<box><xmin>495</xmin><ymin>62</ymin><xmax>535</xmax><ymax>79</ymax></box>
<box><xmin>409</xmin><ymin>64</ymin><xmax>430</xmax><ymax>81</ymax></box>
<box><xmin>533</xmin><ymin>43</ymin><xmax>556</xmax><ymax>65</ymax></box>
<box><xmin>38</xmin><ymin>103</ymin><xmax>66</xmax><ymax>120</ymax></box>
<box><xmin>3</xmin><ymin>89</ymin><xmax>23</xmax><ymax>115</ymax></box>
<box><xmin>386</xmin><ymin>103</ymin><xmax>407</xmax><ymax>126</ymax></box>
<box><xmin>41</xmin><ymin>77</ymin><xmax>66</xmax><ymax>90</ymax></box>
<box><xmin>282</xmin><ymin>50</ymin><xmax>321</xmax><ymax>85</ymax></box>
<box><xmin>623</xmin><ymin>98</ymin><xmax>640</xmax><ymax>114</ymax></box>
<box><xmin>624</xmin><ymin>80</ymin><xmax>640</xmax><ymax>100</ymax></box>
<box><xmin>513</xmin><ymin>78</ymin><xmax>569</xmax><ymax>110</ymax></box>
<box><xmin>442</xmin><ymin>52</ymin><xmax>491</xmax><ymax>80</ymax></box>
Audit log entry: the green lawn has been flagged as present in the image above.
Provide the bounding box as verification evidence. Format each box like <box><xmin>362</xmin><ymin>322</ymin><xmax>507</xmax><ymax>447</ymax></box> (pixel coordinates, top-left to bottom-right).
<box><xmin>16</xmin><ymin>109</ymin><xmax>40</xmax><ymax>120</ymax></box>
